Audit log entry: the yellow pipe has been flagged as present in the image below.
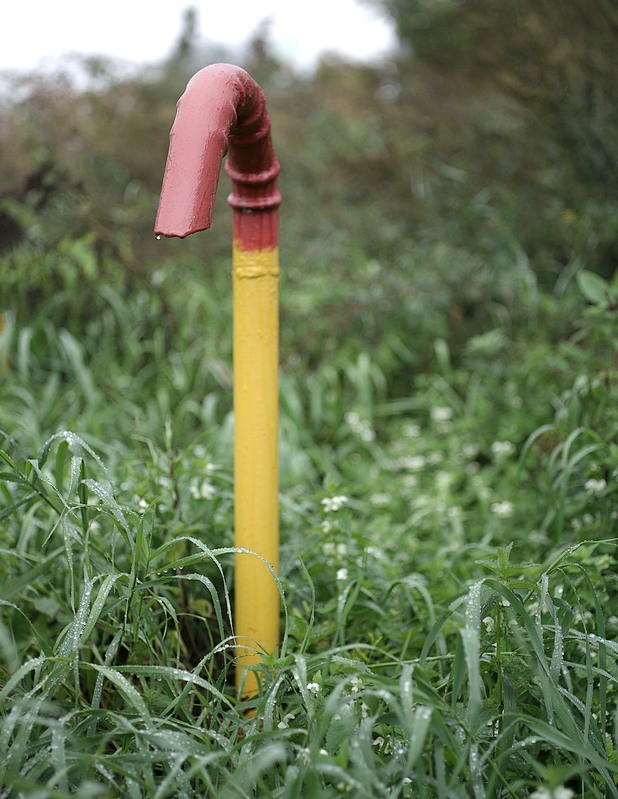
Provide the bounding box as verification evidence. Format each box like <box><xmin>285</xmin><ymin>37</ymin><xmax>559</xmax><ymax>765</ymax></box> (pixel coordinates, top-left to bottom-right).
<box><xmin>233</xmin><ymin>243</ymin><xmax>280</xmax><ymax>698</ymax></box>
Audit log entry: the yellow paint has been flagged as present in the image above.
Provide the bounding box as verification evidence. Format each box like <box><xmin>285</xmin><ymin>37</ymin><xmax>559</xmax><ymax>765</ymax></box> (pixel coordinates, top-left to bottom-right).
<box><xmin>233</xmin><ymin>243</ymin><xmax>280</xmax><ymax>698</ymax></box>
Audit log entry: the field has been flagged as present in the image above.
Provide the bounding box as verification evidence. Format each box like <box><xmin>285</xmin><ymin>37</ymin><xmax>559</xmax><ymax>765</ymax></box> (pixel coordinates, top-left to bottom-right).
<box><xmin>0</xmin><ymin>22</ymin><xmax>617</xmax><ymax>798</ymax></box>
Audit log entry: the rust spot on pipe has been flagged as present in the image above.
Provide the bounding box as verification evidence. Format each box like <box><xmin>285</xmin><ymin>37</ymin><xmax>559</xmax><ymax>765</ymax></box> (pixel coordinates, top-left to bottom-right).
<box><xmin>154</xmin><ymin>63</ymin><xmax>281</xmax><ymax>239</ymax></box>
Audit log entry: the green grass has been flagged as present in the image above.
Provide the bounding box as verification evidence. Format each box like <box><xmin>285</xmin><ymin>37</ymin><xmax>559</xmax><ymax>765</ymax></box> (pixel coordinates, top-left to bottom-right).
<box><xmin>0</xmin><ymin>32</ymin><xmax>616</xmax><ymax>796</ymax></box>
<box><xmin>0</xmin><ymin>254</ymin><xmax>616</xmax><ymax>797</ymax></box>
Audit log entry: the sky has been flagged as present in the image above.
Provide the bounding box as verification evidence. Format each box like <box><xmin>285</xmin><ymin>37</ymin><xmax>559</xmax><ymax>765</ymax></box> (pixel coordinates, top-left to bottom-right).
<box><xmin>0</xmin><ymin>0</ymin><xmax>397</xmax><ymax>76</ymax></box>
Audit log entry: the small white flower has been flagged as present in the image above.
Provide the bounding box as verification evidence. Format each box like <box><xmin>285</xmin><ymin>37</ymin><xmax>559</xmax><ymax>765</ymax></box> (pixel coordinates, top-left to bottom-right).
<box><xmin>336</xmin><ymin>568</ymin><xmax>349</xmax><ymax>581</ymax></box>
<box><xmin>370</xmin><ymin>493</ymin><xmax>391</xmax><ymax>507</ymax></box>
<box><xmin>306</xmin><ymin>681</ymin><xmax>321</xmax><ymax>694</ymax></box>
<box><xmin>190</xmin><ymin>478</ymin><xmax>216</xmax><ymax>500</ymax></box>
<box><xmin>462</xmin><ymin>443</ymin><xmax>479</xmax><ymax>459</ymax></box>
<box><xmin>372</xmin><ymin>736</ymin><xmax>393</xmax><ymax>754</ymax></box>
<box><xmin>574</xmin><ymin>374</ymin><xmax>589</xmax><ymax>392</ymax></box>
<box><xmin>431</xmin><ymin>406</ymin><xmax>453</xmax><ymax>422</ymax></box>
<box><xmin>491</xmin><ymin>440</ymin><xmax>515</xmax><ymax>457</ymax></box>
<box><xmin>404</xmin><ymin>455</ymin><xmax>427</xmax><ymax>471</ymax></box>
<box><xmin>323</xmin><ymin>542</ymin><xmax>347</xmax><ymax>557</ymax></box>
<box><xmin>403</xmin><ymin>423</ymin><xmax>421</xmax><ymax>438</ymax></box>
<box><xmin>277</xmin><ymin>712</ymin><xmax>295</xmax><ymax>729</ymax></box>
<box><xmin>137</xmin><ymin>498</ymin><xmax>149</xmax><ymax>512</ymax></box>
<box><xmin>530</xmin><ymin>787</ymin><xmax>575</xmax><ymax>799</ymax></box>
<box><xmin>483</xmin><ymin>616</ymin><xmax>495</xmax><ymax>633</ymax></box>
<box><xmin>345</xmin><ymin>411</ymin><xmax>376</xmax><ymax>442</ymax></box>
<box><xmin>321</xmin><ymin>495</ymin><xmax>348</xmax><ymax>512</ymax></box>
<box><xmin>349</xmin><ymin>676</ymin><xmax>364</xmax><ymax>693</ymax></box>
<box><xmin>574</xmin><ymin>609</ymin><xmax>593</xmax><ymax>624</ymax></box>
<box><xmin>585</xmin><ymin>478</ymin><xmax>607</xmax><ymax>494</ymax></box>
<box><xmin>319</xmin><ymin>748</ymin><xmax>328</xmax><ymax>756</ymax></box>
<box><xmin>490</xmin><ymin>500</ymin><xmax>514</xmax><ymax>518</ymax></box>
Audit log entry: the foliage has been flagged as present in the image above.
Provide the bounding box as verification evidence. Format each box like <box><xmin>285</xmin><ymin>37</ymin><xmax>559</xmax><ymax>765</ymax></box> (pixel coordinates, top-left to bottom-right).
<box><xmin>0</xmin><ymin>17</ymin><xmax>616</xmax><ymax>797</ymax></box>
<box><xmin>367</xmin><ymin>0</ymin><xmax>618</xmax><ymax>199</ymax></box>
<box><xmin>0</xmin><ymin>232</ymin><xmax>616</xmax><ymax>795</ymax></box>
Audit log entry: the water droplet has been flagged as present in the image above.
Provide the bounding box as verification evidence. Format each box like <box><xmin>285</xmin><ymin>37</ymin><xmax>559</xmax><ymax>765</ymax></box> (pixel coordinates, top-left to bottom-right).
<box><xmin>465</xmin><ymin>581</ymin><xmax>482</xmax><ymax>629</ymax></box>
<box><xmin>156</xmin><ymin>234</ymin><xmax>162</xmax><ymax>241</ymax></box>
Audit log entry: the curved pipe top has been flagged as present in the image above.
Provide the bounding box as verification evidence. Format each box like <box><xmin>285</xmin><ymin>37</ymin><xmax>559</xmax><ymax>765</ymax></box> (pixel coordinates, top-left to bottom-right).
<box><xmin>155</xmin><ymin>64</ymin><xmax>281</xmax><ymax>239</ymax></box>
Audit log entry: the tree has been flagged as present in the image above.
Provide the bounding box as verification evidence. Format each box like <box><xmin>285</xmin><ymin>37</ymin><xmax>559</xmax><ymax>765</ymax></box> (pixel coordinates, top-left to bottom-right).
<box><xmin>366</xmin><ymin>0</ymin><xmax>618</xmax><ymax>195</ymax></box>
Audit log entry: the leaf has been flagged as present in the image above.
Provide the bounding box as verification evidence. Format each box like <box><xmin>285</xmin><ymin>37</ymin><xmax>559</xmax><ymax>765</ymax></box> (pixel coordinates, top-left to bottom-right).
<box><xmin>111</xmin><ymin>664</ymin><xmax>234</xmax><ymax>709</ymax></box>
<box><xmin>407</xmin><ymin>705</ymin><xmax>433</xmax><ymax>769</ymax></box>
<box><xmin>0</xmin><ymin>655</ymin><xmax>46</xmax><ymax>700</ymax></box>
<box><xmin>577</xmin><ymin>270</ymin><xmax>609</xmax><ymax>307</ymax></box>
<box><xmin>0</xmin><ymin>546</ymin><xmax>64</xmax><ymax>601</ymax></box>
<box><xmin>89</xmin><ymin>664</ymin><xmax>152</xmax><ymax>726</ymax></box>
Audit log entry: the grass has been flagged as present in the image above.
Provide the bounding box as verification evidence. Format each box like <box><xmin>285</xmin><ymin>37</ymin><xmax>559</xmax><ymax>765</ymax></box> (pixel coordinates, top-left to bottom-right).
<box><xmin>0</xmin><ymin>33</ymin><xmax>616</xmax><ymax>795</ymax></box>
<box><xmin>0</xmin><ymin>252</ymin><xmax>616</xmax><ymax>798</ymax></box>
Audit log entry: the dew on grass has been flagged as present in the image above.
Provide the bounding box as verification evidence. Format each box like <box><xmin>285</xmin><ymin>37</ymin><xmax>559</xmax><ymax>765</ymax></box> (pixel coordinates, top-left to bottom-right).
<box><xmin>60</xmin><ymin>580</ymin><xmax>93</xmax><ymax>656</ymax></box>
<box><xmin>550</xmin><ymin>624</ymin><xmax>564</xmax><ymax>679</ymax></box>
<box><xmin>465</xmin><ymin>581</ymin><xmax>482</xmax><ymax>630</ymax></box>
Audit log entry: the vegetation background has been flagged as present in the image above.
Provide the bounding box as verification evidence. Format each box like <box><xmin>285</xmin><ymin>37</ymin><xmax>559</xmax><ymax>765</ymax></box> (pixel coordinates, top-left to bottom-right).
<box><xmin>0</xmin><ymin>1</ymin><xmax>616</xmax><ymax>796</ymax></box>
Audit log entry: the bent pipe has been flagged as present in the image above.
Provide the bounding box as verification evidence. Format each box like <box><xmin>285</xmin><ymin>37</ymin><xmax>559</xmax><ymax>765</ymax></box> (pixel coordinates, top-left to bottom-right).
<box><xmin>154</xmin><ymin>63</ymin><xmax>281</xmax><ymax>238</ymax></box>
<box><xmin>154</xmin><ymin>64</ymin><xmax>281</xmax><ymax>698</ymax></box>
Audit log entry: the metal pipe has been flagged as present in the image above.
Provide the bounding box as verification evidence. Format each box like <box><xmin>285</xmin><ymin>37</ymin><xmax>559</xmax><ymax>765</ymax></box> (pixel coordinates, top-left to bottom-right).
<box><xmin>154</xmin><ymin>64</ymin><xmax>281</xmax><ymax>699</ymax></box>
<box><xmin>155</xmin><ymin>63</ymin><xmax>281</xmax><ymax>236</ymax></box>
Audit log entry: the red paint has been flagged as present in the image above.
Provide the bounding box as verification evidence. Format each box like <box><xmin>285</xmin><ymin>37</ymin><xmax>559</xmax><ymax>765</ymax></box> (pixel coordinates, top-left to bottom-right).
<box><xmin>233</xmin><ymin>207</ymin><xmax>278</xmax><ymax>251</ymax></box>
<box><xmin>154</xmin><ymin>64</ymin><xmax>281</xmax><ymax>239</ymax></box>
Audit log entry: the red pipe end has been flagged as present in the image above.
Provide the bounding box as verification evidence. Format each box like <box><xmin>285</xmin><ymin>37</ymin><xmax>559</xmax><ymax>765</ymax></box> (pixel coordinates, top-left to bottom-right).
<box><xmin>155</xmin><ymin>64</ymin><xmax>281</xmax><ymax>239</ymax></box>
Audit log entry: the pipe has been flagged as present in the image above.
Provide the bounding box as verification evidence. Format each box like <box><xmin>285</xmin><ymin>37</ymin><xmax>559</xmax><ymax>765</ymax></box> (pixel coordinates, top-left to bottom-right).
<box><xmin>155</xmin><ymin>64</ymin><xmax>281</xmax><ymax>700</ymax></box>
<box><xmin>155</xmin><ymin>63</ymin><xmax>281</xmax><ymax>236</ymax></box>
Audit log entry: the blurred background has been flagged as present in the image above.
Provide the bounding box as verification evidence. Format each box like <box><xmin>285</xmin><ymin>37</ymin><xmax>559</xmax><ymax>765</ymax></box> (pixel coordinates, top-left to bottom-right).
<box><xmin>0</xmin><ymin>0</ymin><xmax>616</xmax><ymax>396</ymax></box>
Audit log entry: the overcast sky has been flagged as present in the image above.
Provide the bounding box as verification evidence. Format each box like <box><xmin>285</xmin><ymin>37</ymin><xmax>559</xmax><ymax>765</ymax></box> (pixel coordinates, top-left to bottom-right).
<box><xmin>0</xmin><ymin>0</ymin><xmax>397</xmax><ymax>75</ymax></box>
